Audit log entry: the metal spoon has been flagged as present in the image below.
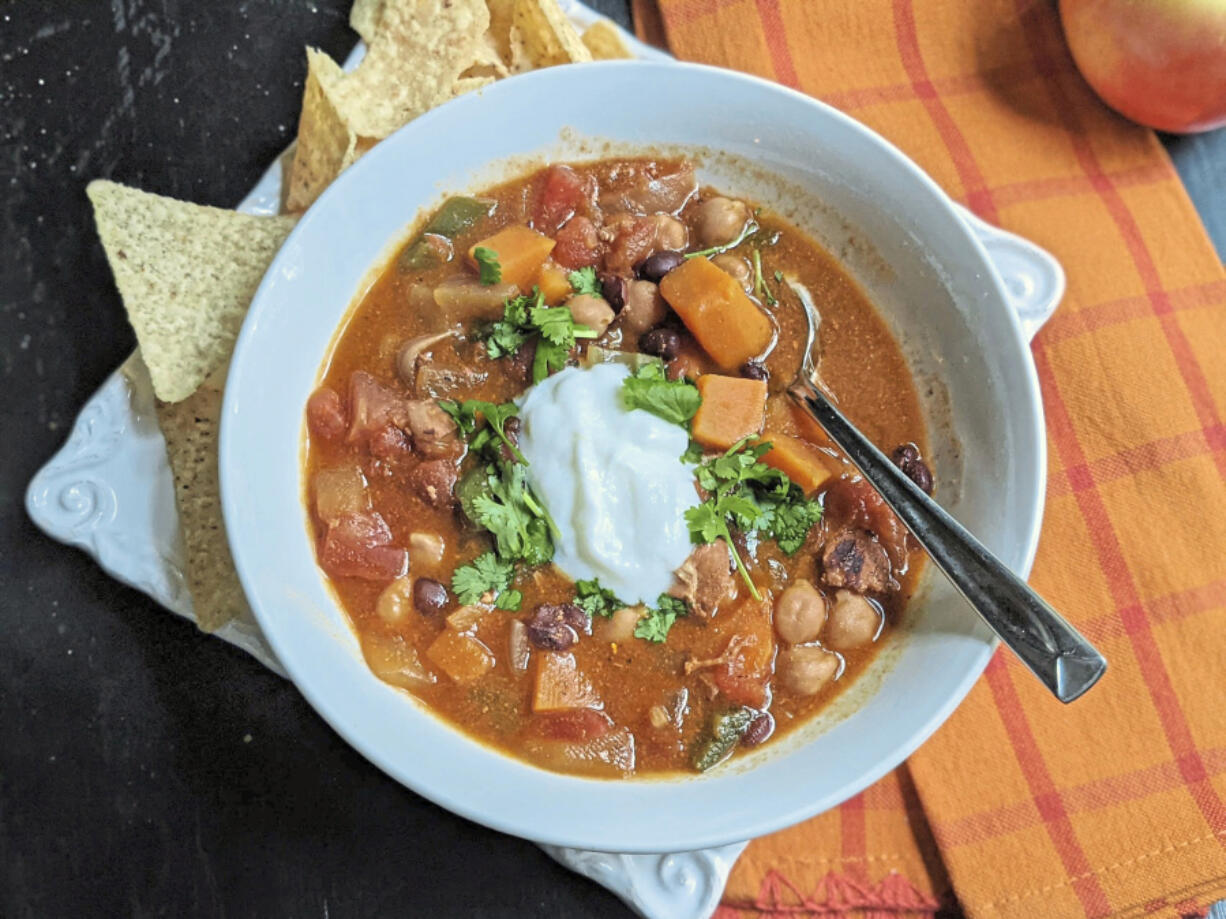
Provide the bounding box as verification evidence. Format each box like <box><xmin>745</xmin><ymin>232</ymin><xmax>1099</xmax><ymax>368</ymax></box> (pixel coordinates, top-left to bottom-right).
<box><xmin>783</xmin><ymin>280</ymin><xmax>1106</xmax><ymax>703</ymax></box>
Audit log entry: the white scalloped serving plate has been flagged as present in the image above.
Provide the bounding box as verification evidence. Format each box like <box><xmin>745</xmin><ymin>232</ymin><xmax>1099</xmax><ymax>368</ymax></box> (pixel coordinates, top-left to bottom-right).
<box><xmin>25</xmin><ymin>6</ymin><xmax>1065</xmax><ymax>917</ymax></box>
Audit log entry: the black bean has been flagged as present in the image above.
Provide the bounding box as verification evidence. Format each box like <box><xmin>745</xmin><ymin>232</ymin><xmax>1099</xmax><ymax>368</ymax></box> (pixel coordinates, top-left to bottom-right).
<box><xmin>413</xmin><ymin>578</ymin><xmax>449</xmax><ymax>616</ymax></box>
<box><xmin>635</xmin><ymin>250</ymin><xmax>685</xmax><ymax>283</ymax></box>
<box><xmin>640</xmin><ymin>328</ymin><xmax>681</xmax><ymax>360</ymax></box>
<box><xmin>526</xmin><ymin>603</ymin><xmax>586</xmax><ymax>651</ymax></box>
<box><xmin>741</xmin><ymin>711</ymin><xmax>775</xmax><ymax>748</ymax></box>
<box><xmin>740</xmin><ymin>360</ymin><xmax>769</xmax><ymax>382</ymax></box>
<box><xmin>600</xmin><ymin>274</ymin><xmax>628</xmax><ymax>313</ymax></box>
<box><xmin>891</xmin><ymin>443</ymin><xmax>934</xmax><ymax>495</ymax></box>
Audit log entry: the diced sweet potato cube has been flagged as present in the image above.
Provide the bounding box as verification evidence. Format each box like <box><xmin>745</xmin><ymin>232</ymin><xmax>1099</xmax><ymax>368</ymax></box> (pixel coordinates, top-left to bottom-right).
<box><xmin>532</xmin><ymin>651</ymin><xmax>601</xmax><ymax>713</ymax></box>
<box><xmin>535</xmin><ymin>261</ymin><xmax>572</xmax><ymax>305</ymax></box>
<box><xmin>760</xmin><ymin>432</ymin><xmax>834</xmax><ymax>494</ymax></box>
<box><xmin>427</xmin><ymin>629</ymin><xmax>495</xmax><ymax>683</ymax></box>
<box><xmin>468</xmin><ymin>225</ymin><xmax>556</xmax><ymax>292</ymax></box>
<box><xmin>658</xmin><ymin>257</ymin><xmax>773</xmax><ymax>370</ymax></box>
<box><xmin>691</xmin><ymin>374</ymin><xmax>768</xmax><ymax>450</ymax></box>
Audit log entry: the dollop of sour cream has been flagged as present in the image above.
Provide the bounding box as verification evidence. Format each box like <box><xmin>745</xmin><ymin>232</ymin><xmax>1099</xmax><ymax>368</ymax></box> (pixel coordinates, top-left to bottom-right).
<box><xmin>517</xmin><ymin>363</ymin><xmax>698</xmax><ymax>605</ymax></box>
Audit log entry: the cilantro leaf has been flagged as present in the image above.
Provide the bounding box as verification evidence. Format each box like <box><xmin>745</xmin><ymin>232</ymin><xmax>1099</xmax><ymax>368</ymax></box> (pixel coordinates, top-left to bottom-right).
<box><xmin>473</xmin><ymin>246</ymin><xmax>501</xmax><ymax>285</ymax></box>
<box><xmin>634</xmin><ymin>595</ymin><xmax>688</xmax><ymax>643</ymax></box>
<box><xmin>621</xmin><ymin>361</ymin><xmax>702</xmax><ymax>426</ymax></box>
<box><xmin>451</xmin><ymin>552</ymin><xmax>514</xmax><ymax>605</ymax></box>
<box><xmin>484</xmin><ymin>322</ymin><xmax>528</xmax><ymax>359</ymax></box>
<box><xmin>574</xmin><ymin>578</ymin><xmax>622</xmax><ymax>618</ymax></box>
<box><xmin>481</xmin><ymin>289</ymin><xmax>542</xmax><ymax>358</ymax></box>
<box><xmin>687</xmin><ymin>437</ymin><xmax>823</xmax><ymax>592</ymax></box>
<box><xmin>568</xmin><ymin>266</ymin><xmax>602</xmax><ymax>297</ymax></box>
<box><xmin>438</xmin><ymin>399</ymin><xmax>525</xmax><ymax>464</ymax></box>
<box><xmin>530</xmin><ymin>305</ymin><xmax>582</xmax><ymax>347</ymax></box>
<box><xmin>467</xmin><ymin>462</ymin><xmax>554</xmax><ymax>567</ymax></box>
<box><xmin>531</xmin><ymin>338</ymin><xmax>571</xmax><ymax>383</ymax></box>
<box><xmin>478</xmin><ymin>293</ymin><xmax>596</xmax><ymax>383</ymax></box>
<box><xmin>495</xmin><ymin>589</ymin><xmax>523</xmax><ymax>612</ymax></box>
<box><xmin>766</xmin><ymin>497</ymin><xmax>823</xmax><ymax>555</ymax></box>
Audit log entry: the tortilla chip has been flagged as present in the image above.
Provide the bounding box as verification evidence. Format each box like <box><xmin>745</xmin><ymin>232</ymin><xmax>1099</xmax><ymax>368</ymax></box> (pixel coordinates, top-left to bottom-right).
<box><xmin>155</xmin><ymin>379</ymin><xmax>248</xmax><ymax>632</ymax></box>
<box><xmin>88</xmin><ymin>181</ymin><xmax>297</xmax><ymax>403</ymax></box>
<box><xmin>512</xmin><ymin>0</ymin><xmax>592</xmax><ymax>67</ymax></box>
<box><xmin>350</xmin><ymin>0</ymin><xmax>385</xmax><ymax>43</ymax></box>
<box><xmin>582</xmin><ymin>19</ymin><xmax>633</xmax><ymax>60</ymax></box>
<box><xmin>464</xmin><ymin>30</ymin><xmax>511</xmax><ymax>79</ymax></box>
<box><xmin>285</xmin><ymin>48</ymin><xmax>360</xmax><ymax>213</ymax></box>
<box><xmin>507</xmin><ymin>24</ymin><xmax>532</xmax><ymax>73</ymax></box>
<box><xmin>327</xmin><ymin>0</ymin><xmax>491</xmax><ymax>139</ymax></box>
<box><xmin>484</xmin><ymin>0</ymin><xmax>517</xmax><ymax>61</ymax></box>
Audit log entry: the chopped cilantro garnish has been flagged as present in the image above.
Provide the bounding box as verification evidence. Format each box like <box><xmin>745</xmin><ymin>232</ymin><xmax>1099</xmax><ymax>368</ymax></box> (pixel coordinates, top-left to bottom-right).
<box><xmin>456</xmin><ymin>461</ymin><xmax>553</xmax><ymax>567</ymax></box>
<box><xmin>574</xmin><ymin>578</ymin><xmax>622</xmax><ymax>618</ymax></box>
<box><xmin>773</xmin><ymin>269</ymin><xmax>784</xmax><ymax>284</ymax></box>
<box><xmin>621</xmin><ymin>361</ymin><xmax>702</xmax><ymax>426</ymax></box>
<box><xmin>494</xmin><ymin>589</ymin><xmax>523</xmax><ymax>612</ymax></box>
<box><xmin>452</xmin><ymin>552</ymin><xmax>515</xmax><ymax>606</ymax></box>
<box><xmin>634</xmin><ymin>595</ymin><xmax>689</xmax><ymax>643</ymax></box>
<box><xmin>765</xmin><ymin>499</ymin><xmax>824</xmax><ymax>555</ymax></box>
<box><xmin>438</xmin><ymin>398</ymin><xmax>525</xmax><ymax>465</ymax></box>
<box><xmin>479</xmin><ymin>290</ymin><xmax>597</xmax><ymax>383</ymax></box>
<box><xmin>571</xmin><ymin>580</ymin><xmax>688</xmax><ymax>644</ymax></box>
<box><xmin>567</xmin><ymin>265</ymin><xmax>602</xmax><ymax>297</ymax></box>
<box><xmin>685</xmin><ymin>438</ymin><xmax>823</xmax><ymax>599</ymax></box>
<box><xmin>473</xmin><ymin>246</ymin><xmax>501</xmax><ymax>285</ymax></box>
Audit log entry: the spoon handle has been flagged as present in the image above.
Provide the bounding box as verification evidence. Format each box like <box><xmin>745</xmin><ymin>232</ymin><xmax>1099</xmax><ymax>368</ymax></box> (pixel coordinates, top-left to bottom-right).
<box><xmin>788</xmin><ymin>376</ymin><xmax>1106</xmax><ymax>703</ymax></box>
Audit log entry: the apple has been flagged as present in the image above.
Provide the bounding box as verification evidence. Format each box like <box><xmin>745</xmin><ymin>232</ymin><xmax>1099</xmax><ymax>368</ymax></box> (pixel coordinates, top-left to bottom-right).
<box><xmin>1059</xmin><ymin>0</ymin><xmax>1226</xmax><ymax>133</ymax></box>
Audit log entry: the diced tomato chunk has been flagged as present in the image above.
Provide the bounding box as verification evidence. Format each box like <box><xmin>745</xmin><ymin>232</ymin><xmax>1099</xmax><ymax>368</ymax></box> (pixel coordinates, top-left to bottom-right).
<box><xmin>552</xmin><ymin>216</ymin><xmax>601</xmax><ymax>269</ymax></box>
<box><xmin>603</xmin><ymin>216</ymin><xmax>658</xmax><ymax>275</ymax></box>
<box><xmin>531</xmin><ymin>709</ymin><xmax>614</xmax><ymax>742</ymax></box>
<box><xmin>534</xmin><ymin>164</ymin><xmax>594</xmax><ymax>234</ymax></box>
<box><xmin>347</xmin><ymin>371</ymin><xmax>409</xmax><ymax>443</ymax></box>
<box><xmin>306</xmin><ymin>387</ymin><xmax>347</xmax><ymax>441</ymax></box>
<box><xmin>713</xmin><ymin>667</ymin><xmax>769</xmax><ymax>709</ymax></box>
<box><xmin>319</xmin><ymin>511</ymin><xmax>408</xmax><ymax>581</ymax></box>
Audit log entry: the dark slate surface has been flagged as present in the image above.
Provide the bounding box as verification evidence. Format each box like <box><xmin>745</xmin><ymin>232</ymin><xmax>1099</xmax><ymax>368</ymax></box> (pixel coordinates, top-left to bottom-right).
<box><xmin>0</xmin><ymin>1</ymin><xmax>1221</xmax><ymax>916</ymax></box>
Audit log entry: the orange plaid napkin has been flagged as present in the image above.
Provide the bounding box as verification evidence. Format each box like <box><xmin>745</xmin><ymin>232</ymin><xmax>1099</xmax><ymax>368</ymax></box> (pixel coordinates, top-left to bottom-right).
<box><xmin>633</xmin><ymin>1</ymin><xmax>1226</xmax><ymax>916</ymax></box>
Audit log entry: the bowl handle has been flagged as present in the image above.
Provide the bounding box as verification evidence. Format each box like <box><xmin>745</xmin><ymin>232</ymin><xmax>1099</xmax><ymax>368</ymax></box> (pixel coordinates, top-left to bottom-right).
<box><xmin>955</xmin><ymin>204</ymin><xmax>1066</xmax><ymax>341</ymax></box>
<box><xmin>539</xmin><ymin>841</ymin><xmax>749</xmax><ymax>919</ymax></box>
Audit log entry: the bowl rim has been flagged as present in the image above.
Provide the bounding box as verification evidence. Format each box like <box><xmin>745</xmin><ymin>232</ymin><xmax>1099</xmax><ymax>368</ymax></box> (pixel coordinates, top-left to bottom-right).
<box><xmin>220</xmin><ymin>58</ymin><xmax>1046</xmax><ymax>852</ymax></box>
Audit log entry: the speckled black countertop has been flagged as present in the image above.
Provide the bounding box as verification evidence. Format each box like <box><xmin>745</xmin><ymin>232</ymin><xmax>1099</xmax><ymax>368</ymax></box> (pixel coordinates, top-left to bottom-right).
<box><xmin>2</xmin><ymin>2</ymin><xmax>1222</xmax><ymax>916</ymax></box>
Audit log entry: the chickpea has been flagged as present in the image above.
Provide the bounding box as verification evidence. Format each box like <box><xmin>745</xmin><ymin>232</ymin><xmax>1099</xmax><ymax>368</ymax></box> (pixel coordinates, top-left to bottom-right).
<box><xmin>652</xmin><ymin>214</ymin><xmax>689</xmax><ymax>252</ymax></box>
<box><xmin>565</xmin><ymin>293</ymin><xmax>615</xmax><ymax>336</ymax></box>
<box><xmin>711</xmin><ymin>253</ymin><xmax>753</xmax><ymax>292</ymax></box>
<box><xmin>619</xmin><ymin>280</ymin><xmax>670</xmax><ymax>340</ymax></box>
<box><xmin>375</xmin><ymin>577</ymin><xmax>414</xmax><ymax>624</ymax></box>
<box><xmin>409</xmin><ymin>531</ymin><xmax>445</xmax><ymax>567</ymax></box>
<box><xmin>695</xmin><ymin>196</ymin><xmax>750</xmax><ymax>248</ymax></box>
<box><xmin>773</xmin><ymin>579</ymin><xmax>826</xmax><ymax>645</ymax></box>
<box><xmin>777</xmin><ymin>645</ymin><xmax>841</xmax><ymax>695</ymax></box>
<box><xmin>824</xmin><ymin>590</ymin><xmax>884</xmax><ymax>650</ymax></box>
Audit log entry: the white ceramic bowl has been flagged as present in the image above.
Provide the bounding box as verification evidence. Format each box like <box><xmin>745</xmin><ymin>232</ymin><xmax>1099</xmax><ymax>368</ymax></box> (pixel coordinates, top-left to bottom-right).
<box><xmin>220</xmin><ymin>61</ymin><xmax>1046</xmax><ymax>852</ymax></box>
